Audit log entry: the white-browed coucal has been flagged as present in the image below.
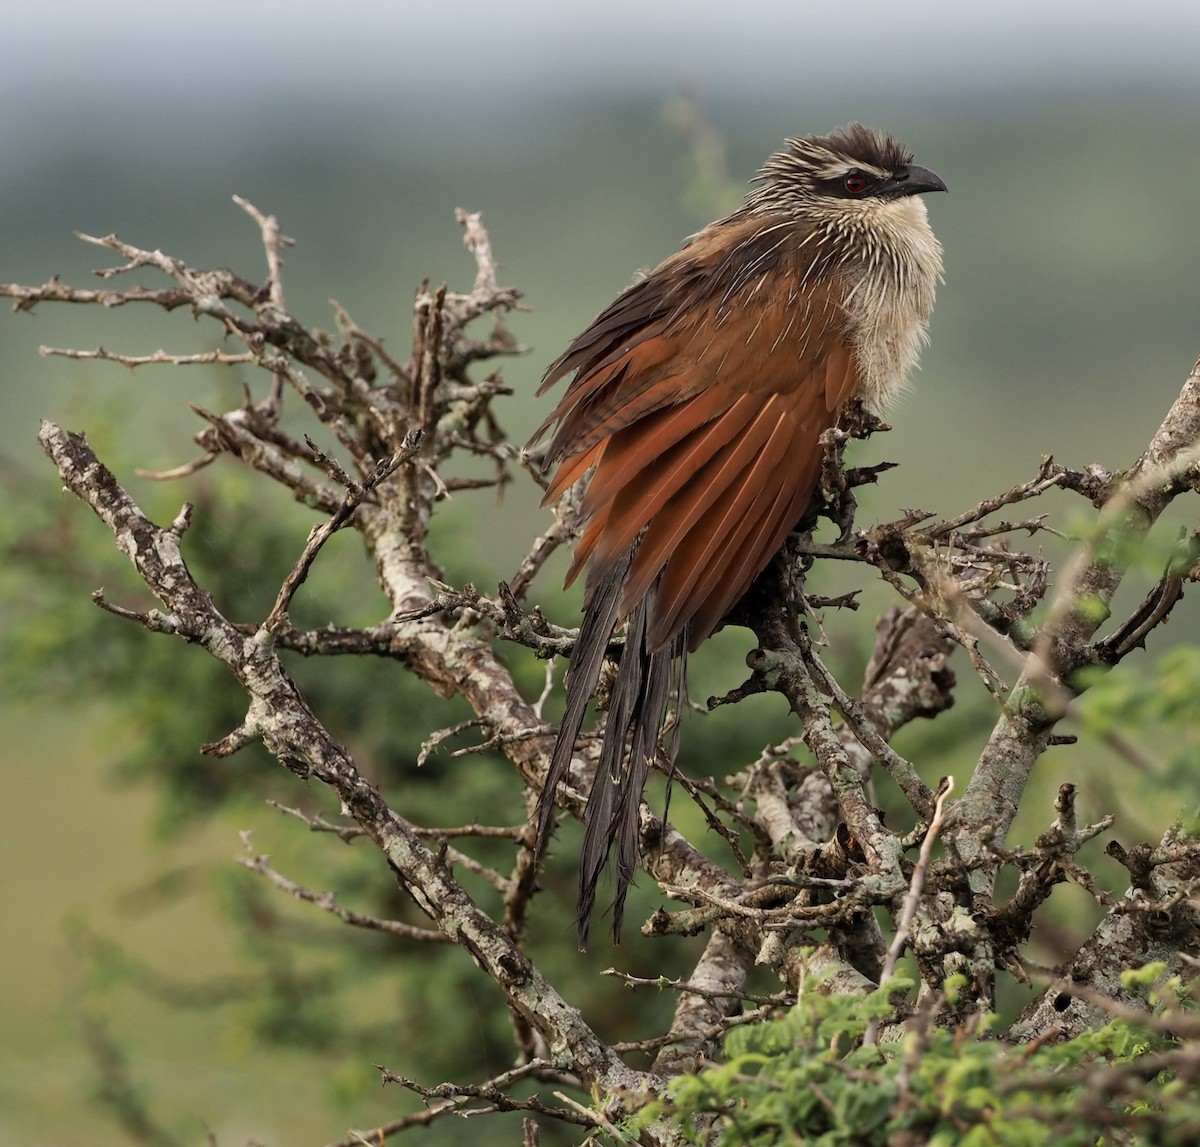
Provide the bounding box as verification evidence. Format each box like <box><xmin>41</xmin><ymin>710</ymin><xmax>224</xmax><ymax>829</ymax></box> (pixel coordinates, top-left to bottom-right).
<box><xmin>530</xmin><ymin>123</ymin><xmax>945</xmax><ymax>945</ymax></box>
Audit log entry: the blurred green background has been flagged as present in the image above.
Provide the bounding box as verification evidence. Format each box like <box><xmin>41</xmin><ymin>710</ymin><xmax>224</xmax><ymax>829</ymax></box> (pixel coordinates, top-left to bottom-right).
<box><xmin>5</xmin><ymin>2</ymin><xmax>1200</xmax><ymax>1143</ymax></box>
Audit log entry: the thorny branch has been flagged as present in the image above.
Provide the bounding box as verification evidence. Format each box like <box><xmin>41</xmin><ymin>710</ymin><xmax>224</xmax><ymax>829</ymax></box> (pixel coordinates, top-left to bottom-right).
<box><xmin>12</xmin><ymin>201</ymin><xmax>1200</xmax><ymax>1141</ymax></box>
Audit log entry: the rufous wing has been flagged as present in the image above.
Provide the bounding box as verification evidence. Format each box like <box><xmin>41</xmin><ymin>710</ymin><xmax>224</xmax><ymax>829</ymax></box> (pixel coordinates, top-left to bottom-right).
<box><xmin>536</xmin><ymin>212</ymin><xmax>858</xmax><ymax>651</ymax></box>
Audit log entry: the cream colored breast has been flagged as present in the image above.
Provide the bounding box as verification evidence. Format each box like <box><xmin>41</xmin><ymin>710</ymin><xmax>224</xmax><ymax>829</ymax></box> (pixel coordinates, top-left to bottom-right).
<box><xmin>839</xmin><ymin>196</ymin><xmax>943</xmax><ymax>413</ymax></box>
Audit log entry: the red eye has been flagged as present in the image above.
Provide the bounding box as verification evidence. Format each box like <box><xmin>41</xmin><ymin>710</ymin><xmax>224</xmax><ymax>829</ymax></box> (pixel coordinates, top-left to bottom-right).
<box><xmin>844</xmin><ymin>173</ymin><xmax>869</xmax><ymax>194</ymax></box>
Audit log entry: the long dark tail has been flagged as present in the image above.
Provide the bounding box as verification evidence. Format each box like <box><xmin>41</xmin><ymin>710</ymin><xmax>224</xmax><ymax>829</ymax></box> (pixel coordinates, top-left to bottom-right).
<box><xmin>533</xmin><ymin>557</ymin><xmax>687</xmax><ymax>948</ymax></box>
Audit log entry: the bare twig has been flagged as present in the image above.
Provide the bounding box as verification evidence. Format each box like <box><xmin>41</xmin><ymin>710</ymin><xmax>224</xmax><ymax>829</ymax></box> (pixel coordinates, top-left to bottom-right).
<box><xmin>40</xmin><ymin>345</ymin><xmax>254</xmax><ymax>368</ymax></box>
<box><xmin>238</xmin><ymin>848</ymin><xmax>453</xmax><ymax>943</ymax></box>
<box><xmin>863</xmin><ymin>775</ymin><xmax>954</xmax><ymax>1047</ymax></box>
<box><xmin>262</xmin><ymin>429</ymin><xmax>422</xmax><ymax>632</ymax></box>
<box><xmin>373</xmin><ymin>1061</ymin><xmax>595</xmax><ymax>1128</ymax></box>
<box><xmin>233</xmin><ymin>195</ymin><xmax>293</xmax><ymax>309</ymax></box>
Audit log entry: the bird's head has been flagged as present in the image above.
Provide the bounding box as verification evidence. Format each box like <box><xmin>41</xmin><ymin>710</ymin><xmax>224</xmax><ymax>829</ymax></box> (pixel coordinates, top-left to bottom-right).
<box><xmin>745</xmin><ymin>123</ymin><xmax>947</xmax><ymax>221</ymax></box>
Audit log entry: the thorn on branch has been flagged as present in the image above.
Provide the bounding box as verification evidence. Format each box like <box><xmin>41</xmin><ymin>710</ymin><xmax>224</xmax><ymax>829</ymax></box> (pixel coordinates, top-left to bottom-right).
<box><xmin>804</xmin><ymin>590</ymin><xmax>861</xmax><ymax>611</ymax></box>
<box><xmin>304</xmin><ymin>435</ymin><xmax>358</xmax><ymax>490</ymax></box>
<box><xmin>706</xmin><ymin>674</ymin><xmax>767</xmax><ymax>710</ymax></box>
<box><xmin>1053</xmin><ymin>782</ymin><xmax>1078</xmax><ymax>835</ymax></box>
<box><xmin>418</xmin><ymin>719</ymin><xmax>486</xmax><ymax>767</ymax></box>
<box><xmin>1033</xmin><ymin>782</ymin><xmax>1116</xmax><ymax>852</ymax></box>
<box><xmin>0</xmin><ymin>276</ymin><xmax>194</xmax><ymax>312</ymax></box>
<box><xmin>456</xmin><ymin>208</ymin><xmax>502</xmax><ymax>296</ymax></box>
<box><xmin>599</xmin><ymin>968</ymin><xmax>788</xmax><ymax>1007</ymax></box>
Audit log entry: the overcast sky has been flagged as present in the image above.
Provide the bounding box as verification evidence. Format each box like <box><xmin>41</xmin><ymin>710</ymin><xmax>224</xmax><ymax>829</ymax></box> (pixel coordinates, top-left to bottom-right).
<box><xmin>7</xmin><ymin>0</ymin><xmax>1200</xmax><ymax>107</ymax></box>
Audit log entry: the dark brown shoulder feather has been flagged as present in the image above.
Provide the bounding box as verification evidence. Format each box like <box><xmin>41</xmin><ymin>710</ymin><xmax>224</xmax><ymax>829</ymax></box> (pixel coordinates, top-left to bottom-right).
<box><xmin>531</xmin><ymin>213</ymin><xmax>826</xmax><ymax>468</ymax></box>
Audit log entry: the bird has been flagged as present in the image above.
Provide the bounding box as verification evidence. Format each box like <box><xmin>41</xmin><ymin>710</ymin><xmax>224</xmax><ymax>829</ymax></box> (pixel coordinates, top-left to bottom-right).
<box><xmin>529</xmin><ymin>123</ymin><xmax>945</xmax><ymax>946</ymax></box>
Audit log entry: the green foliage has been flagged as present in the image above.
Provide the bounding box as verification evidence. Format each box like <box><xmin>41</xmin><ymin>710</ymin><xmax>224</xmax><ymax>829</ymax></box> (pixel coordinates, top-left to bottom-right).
<box><xmin>1065</xmin><ymin>512</ymin><xmax>1200</xmax><ymax>585</ymax></box>
<box><xmin>640</xmin><ymin>971</ymin><xmax>1200</xmax><ymax>1146</ymax></box>
<box><xmin>1077</xmin><ymin>645</ymin><xmax>1200</xmax><ymax>803</ymax></box>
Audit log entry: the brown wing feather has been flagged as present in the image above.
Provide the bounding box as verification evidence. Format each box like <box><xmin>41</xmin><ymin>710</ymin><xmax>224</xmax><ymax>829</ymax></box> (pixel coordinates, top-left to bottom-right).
<box><xmin>565</xmin><ymin>501</ymin><xmax>611</xmax><ymax>587</ymax></box>
<box><xmin>544</xmin><ymin>441</ymin><xmax>604</xmax><ymax>503</ymax></box>
<box><xmin>534</xmin><ymin>216</ymin><xmax>795</xmax><ymax>465</ymax></box>
<box><xmin>538</xmin><ymin>342</ymin><xmax>675</xmax><ymax>461</ymax></box>
<box><xmin>536</xmin><ymin>267</ymin><xmax>699</xmax><ymax>396</ymax></box>
<box><xmin>669</xmin><ymin>413</ymin><xmax>826</xmax><ymax>648</ymax></box>
<box><xmin>823</xmin><ymin>340</ymin><xmax>857</xmax><ymax>411</ymax></box>
<box><xmin>615</xmin><ymin>394</ymin><xmax>785</xmax><ymax>612</ymax></box>
<box><xmin>574</xmin><ymin>384</ymin><xmax>737</xmax><ymax>514</ymax></box>
<box><xmin>583</xmin><ymin>390</ymin><xmax>763</xmax><ymax>571</ymax></box>
<box><xmin>653</xmin><ymin>344</ymin><xmax>858</xmax><ymax>648</ymax></box>
<box><xmin>648</xmin><ymin>400</ymin><xmax>821</xmax><ymax>647</ymax></box>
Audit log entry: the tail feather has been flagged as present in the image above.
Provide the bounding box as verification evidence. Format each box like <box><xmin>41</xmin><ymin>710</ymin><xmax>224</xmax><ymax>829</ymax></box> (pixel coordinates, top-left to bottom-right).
<box><xmin>536</xmin><ymin>553</ymin><xmax>688</xmax><ymax>949</ymax></box>
<box><xmin>608</xmin><ymin>627</ymin><xmax>685</xmax><ymax>941</ymax></box>
<box><xmin>533</xmin><ymin>550</ymin><xmax>630</xmax><ymax>862</ymax></box>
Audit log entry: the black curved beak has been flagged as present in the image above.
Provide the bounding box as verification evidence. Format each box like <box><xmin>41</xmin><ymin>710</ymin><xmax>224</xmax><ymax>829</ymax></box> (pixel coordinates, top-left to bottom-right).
<box><xmin>887</xmin><ymin>163</ymin><xmax>948</xmax><ymax>198</ymax></box>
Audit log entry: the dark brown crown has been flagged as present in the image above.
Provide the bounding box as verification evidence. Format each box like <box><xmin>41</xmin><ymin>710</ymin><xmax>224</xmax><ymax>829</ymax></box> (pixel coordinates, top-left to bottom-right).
<box><xmin>800</xmin><ymin>123</ymin><xmax>914</xmax><ymax>172</ymax></box>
